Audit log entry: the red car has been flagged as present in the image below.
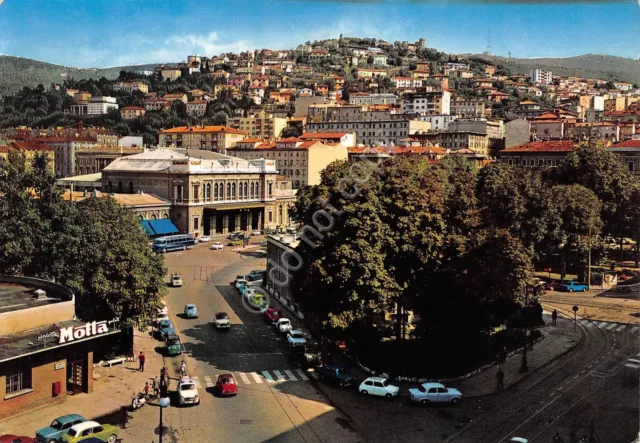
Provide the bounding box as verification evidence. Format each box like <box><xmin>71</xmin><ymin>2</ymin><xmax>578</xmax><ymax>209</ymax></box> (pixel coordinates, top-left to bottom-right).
<box><xmin>264</xmin><ymin>307</ymin><xmax>284</xmax><ymax>324</ymax></box>
<box><xmin>0</xmin><ymin>436</ymin><xmax>35</xmax><ymax>443</ymax></box>
<box><xmin>545</xmin><ymin>280</ymin><xmax>563</xmax><ymax>291</ymax></box>
<box><xmin>216</xmin><ymin>373</ymin><xmax>238</xmax><ymax>396</ymax></box>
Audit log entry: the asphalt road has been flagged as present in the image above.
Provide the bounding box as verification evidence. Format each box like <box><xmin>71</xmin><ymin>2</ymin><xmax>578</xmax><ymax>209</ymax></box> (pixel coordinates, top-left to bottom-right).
<box><xmin>155</xmin><ymin>241</ymin><xmax>639</xmax><ymax>443</ymax></box>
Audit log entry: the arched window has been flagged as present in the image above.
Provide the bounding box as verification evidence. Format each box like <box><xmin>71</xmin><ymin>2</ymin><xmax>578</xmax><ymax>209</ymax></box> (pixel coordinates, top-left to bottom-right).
<box><xmin>117</xmin><ymin>181</ymin><xmax>123</xmax><ymax>193</ymax></box>
<box><xmin>107</xmin><ymin>181</ymin><xmax>113</xmax><ymax>193</ymax></box>
<box><xmin>278</xmin><ymin>206</ymin><xmax>283</xmax><ymax>224</ymax></box>
<box><xmin>232</xmin><ymin>183</ymin><xmax>236</xmax><ymax>199</ymax></box>
<box><xmin>250</xmin><ymin>182</ymin><xmax>255</xmax><ymax>198</ymax></box>
<box><xmin>151</xmin><ymin>214</ymin><xmax>157</xmax><ymax>220</ymax></box>
<box><xmin>129</xmin><ymin>181</ymin><xmax>134</xmax><ymax>194</ymax></box>
<box><xmin>162</xmin><ymin>213</ymin><xmax>169</xmax><ymax>219</ymax></box>
<box><xmin>214</xmin><ymin>183</ymin><xmax>219</xmax><ymax>200</ymax></box>
<box><xmin>138</xmin><ymin>215</ymin><xmax>144</xmax><ymax>221</ymax></box>
<box><xmin>227</xmin><ymin>183</ymin><xmax>231</xmax><ymax>199</ymax></box>
<box><xmin>206</xmin><ymin>183</ymin><xmax>211</xmax><ymax>201</ymax></box>
<box><xmin>243</xmin><ymin>182</ymin><xmax>248</xmax><ymax>199</ymax></box>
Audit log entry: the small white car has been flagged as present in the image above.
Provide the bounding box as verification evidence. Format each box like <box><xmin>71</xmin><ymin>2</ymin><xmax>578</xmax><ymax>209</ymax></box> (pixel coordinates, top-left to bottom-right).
<box><xmin>251</xmin><ymin>230</ymin><xmax>262</xmax><ymax>236</ymax></box>
<box><xmin>287</xmin><ymin>330</ymin><xmax>307</xmax><ymax>346</ymax></box>
<box><xmin>359</xmin><ymin>377</ymin><xmax>400</xmax><ymax>398</ymax></box>
<box><xmin>276</xmin><ymin>318</ymin><xmax>292</xmax><ymax>333</ymax></box>
<box><xmin>408</xmin><ymin>382</ymin><xmax>462</xmax><ymax>405</ymax></box>
<box><xmin>210</xmin><ymin>242</ymin><xmax>224</xmax><ymax>250</ymax></box>
<box><xmin>214</xmin><ymin>312</ymin><xmax>231</xmax><ymax>329</ymax></box>
<box><xmin>178</xmin><ymin>376</ymin><xmax>200</xmax><ymax>406</ymax></box>
<box><xmin>198</xmin><ymin>235</ymin><xmax>211</xmax><ymax>243</ymax></box>
<box><xmin>235</xmin><ymin>279</ymin><xmax>248</xmax><ymax>289</ymax></box>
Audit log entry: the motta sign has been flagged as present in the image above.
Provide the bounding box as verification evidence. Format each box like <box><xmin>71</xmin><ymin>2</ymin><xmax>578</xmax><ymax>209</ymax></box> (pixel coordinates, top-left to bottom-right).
<box><xmin>59</xmin><ymin>321</ymin><xmax>109</xmax><ymax>344</ymax></box>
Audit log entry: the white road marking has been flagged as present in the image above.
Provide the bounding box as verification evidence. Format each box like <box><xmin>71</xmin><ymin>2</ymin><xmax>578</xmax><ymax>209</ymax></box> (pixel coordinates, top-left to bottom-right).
<box><xmin>615</xmin><ymin>324</ymin><xmax>627</xmax><ymax>332</ymax></box>
<box><xmin>284</xmin><ymin>370</ymin><xmax>298</xmax><ymax>381</ymax></box>
<box><xmin>204</xmin><ymin>376</ymin><xmax>214</xmax><ymax>387</ymax></box>
<box><xmin>295</xmin><ymin>369</ymin><xmax>309</xmax><ymax>381</ymax></box>
<box><xmin>238</xmin><ymin>372</ymin><xmax>251</xmax><ymax>384</ymax></box>
<box><xmin>590</xmin><ymin>371</ymin><xmax>608</xmax><ymax>379</ymax></box>
<box><xmin>631</xmin><ymin>326</ymin><xmax>639</xmax><ymax>333</ymax></box>
<box><xmin>262</xmin><ymin>371</ymin><xmax>275</xmax><ymax>383</ymax></box>
<box><xmin>273</xmin><ymin>370</ymin><xmax>286</xmax><ymax>382</ymax></box>
<box><xmin>605</xmin><ymin>323</ymin><xmax>617</xmax><ymax>330</ymax></box>
<box><xmin>251</xmin><ymin>372</ymin><xmax>263</xmax><ymax>384</ymax></box>
<box><xmin>596</xmin><ymin>321</ymin><xmax>608</xmax><ymax>328</ymax></box>
<box><xmin>193</xmin><ymin>376</ymin><xmax>202</xmax><ymax>388</ymax></box>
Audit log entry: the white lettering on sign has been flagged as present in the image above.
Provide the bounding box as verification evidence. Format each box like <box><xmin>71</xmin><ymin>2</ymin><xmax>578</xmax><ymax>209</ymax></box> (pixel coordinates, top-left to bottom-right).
<box><xmin>59</xmin><ymin>321</ymin><xmax>110</xmax><ymax>344</ymax></box>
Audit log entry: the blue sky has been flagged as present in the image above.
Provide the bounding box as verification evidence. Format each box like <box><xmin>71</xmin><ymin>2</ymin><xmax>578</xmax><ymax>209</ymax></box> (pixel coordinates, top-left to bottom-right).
<box><xmin>0</xmin><ymin>0</ymin><xmax>638</xmax><ymax>68</ymax></box>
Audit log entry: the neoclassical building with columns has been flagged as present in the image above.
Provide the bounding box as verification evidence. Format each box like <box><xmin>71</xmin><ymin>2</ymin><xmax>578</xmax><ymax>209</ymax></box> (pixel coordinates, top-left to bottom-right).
<box><xmin>102</xmin><ymin>148</ymin><xmax>293</xmax><ymax>236</ymax></box>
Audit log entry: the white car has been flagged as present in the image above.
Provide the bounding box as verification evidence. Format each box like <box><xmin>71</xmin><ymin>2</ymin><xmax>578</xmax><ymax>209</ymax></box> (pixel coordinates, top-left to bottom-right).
<box><xmin>178</xmin><ymin>376</ymin><xmax>200</xmax><ymax>406</ymax></box>
<box><xmin>251</xmin><ymin>230</ymin><xmax>262</xmax><ymax>236</ymax></box>
<box><xmin>287</xmin><ymin>330</ymin><xmax>307</xmax><ymax>346</ymax></box>
<box><xmin>210</xmin><ymin>242</ymin><xmax>224</xmax><ymax>250</ymax></box>
<box><xmin>198</xmin><ymin>235</ymin><xmax>211</xmax><ymax>243</ymax></box>
<box><xmin>408</xmin><ymin>382</ymin><xmax>462</xmax><ymax>405</ymax></box>
<box><xmin>276</xmin><ymin>318</ymin><xmax>292</xmax><ymax>333</ymax></box>
<box><xmin>214</xmin><ymin>312</ymin><xmax>231</xmax><ymax>329</ymax></box>
<box><xmin>359</xmin><ymin>377</ymin><xmax>400</xmax><ymax>398</ymax></box>
<box><xmin>235</xmin><ymin>279</ymin><xmax>248</xmax><ymax>289</ymax></box>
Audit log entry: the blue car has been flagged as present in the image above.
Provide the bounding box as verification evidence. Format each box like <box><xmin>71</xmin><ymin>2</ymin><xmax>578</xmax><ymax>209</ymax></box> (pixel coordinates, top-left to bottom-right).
<box><xmin>238</xmin><ymin>284</ymin><xmax>248</xmax><ymax>296</ymax></box>
<box><xmin>36</xmin><ymin>414</ymin><xmax>86</xmax><ymax>443</ymax></box>
<box><xmin>157</xmin><ymin>319</ymin><xmax>175</xmax><ymax>339</ymax></box>
<box><xmin>184</xmin><ymin>304</ymin><xmax>199</xmax><ymax>318</ymax></box>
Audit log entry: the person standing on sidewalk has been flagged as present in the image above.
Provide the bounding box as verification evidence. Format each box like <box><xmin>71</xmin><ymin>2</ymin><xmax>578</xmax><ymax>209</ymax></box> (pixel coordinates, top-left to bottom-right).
<box><xmin>552</xmin><ymin>309</ymin><xmax>558</xmax><ymax>325</ymax></box>
<box><xmin>138</xmin><ymin>351</ymin><xmax>146</xmax><ymax>372</ymax></box>
<box><xmin>496</xmin><ymin>366</ymin><xmax>505</xmax><ymax>391</ymax></box>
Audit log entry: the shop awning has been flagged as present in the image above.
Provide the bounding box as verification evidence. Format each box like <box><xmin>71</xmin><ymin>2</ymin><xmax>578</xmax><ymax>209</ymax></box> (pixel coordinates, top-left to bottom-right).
<box><xmin>139</xmin><ymin>220</ymin><xmax>155</xmax><ymax>236</ymax></box>
<box><xmin>148</xmin><ymin>219</ymin><xmax>179</xmax><ymax>236</ymax></box>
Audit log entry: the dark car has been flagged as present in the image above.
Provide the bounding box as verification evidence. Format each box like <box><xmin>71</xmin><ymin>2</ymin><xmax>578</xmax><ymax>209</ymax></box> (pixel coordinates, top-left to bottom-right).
<box><xmin>290</xmin><ymin>343</ymin><xmax>320</xmax><ymax>369</ymax></box>
<box><xmin>316</xmin><ymin>365</ymin><xmax>357</xmax><ymax>387</ymax></box>
<box><xmin>0</xmin><ymin>436</ymin><xmax>36</xmax><ymax>443</ymax></box>
<box><xmin>544</xmin><ymin>280</ymin><xmax>563</xmax><ymax>291</ymax></box>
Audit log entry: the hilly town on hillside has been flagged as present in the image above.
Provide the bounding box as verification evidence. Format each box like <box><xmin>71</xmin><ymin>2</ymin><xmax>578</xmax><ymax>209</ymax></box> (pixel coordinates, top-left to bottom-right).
<box><xmin>0</xmin><ymin>30</ymin><xmax>639</xmax><ymax>443</ymax></box>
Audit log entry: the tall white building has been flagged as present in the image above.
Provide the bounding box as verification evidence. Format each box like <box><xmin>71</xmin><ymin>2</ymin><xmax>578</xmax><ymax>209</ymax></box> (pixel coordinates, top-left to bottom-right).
<box><xmin>529</xmin><ymin>69</ymin><xmax>553</xmax><ymax>86</ymax></box>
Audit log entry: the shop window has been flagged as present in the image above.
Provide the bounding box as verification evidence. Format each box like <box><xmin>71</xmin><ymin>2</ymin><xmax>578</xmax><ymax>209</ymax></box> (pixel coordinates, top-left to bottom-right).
<box><xmin>6</xmin><ymin>367</ymin><xmax>31</xmax><ymax>395</ymax></box>
<box><xmin>629</xmin><ymin>162</ymin><xmax>635</xmax><ymax>172</ymax></box>
<box><xmin>117</xmin><ymin>181</ymin><xmax>123</xmax><ymax>193</ymax></box>
<box><xmin>268</xmin><ymin>211</ymin><xmax>273</xmax><ymax>222</ymax></box>
<box><xmin>194</xmin><ymin>216</ymin><xmax>199</xmax><ymax>231</ymax></box>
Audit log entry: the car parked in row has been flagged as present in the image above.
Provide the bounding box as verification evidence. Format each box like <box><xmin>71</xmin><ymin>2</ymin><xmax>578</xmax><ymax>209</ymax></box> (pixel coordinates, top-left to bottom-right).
<box><xmin>408</xmin><ymin>382</ymin><xmax>462</xmax><ymax>405</ymax></box>
<box><xmin>165</xmin><ymin>333</ymin><xmax>182</xmax><ymax>356</ymax></box>
<box><xmin>214</xmin><ymin>312</ymin><xmax>231</xmax><ymax>329</ymax></box>
<box><xmin>156</xmin><ymin>319</ymin><xmax>176</xmax><ymax>340</ymax></box>
<box><xmin>544</xmin><ymin>280</ymin><xmax>563</xmax><ymax>291</ymax></box>
<box><xmin>287</xmin><ymin>330</ymin><xmax>307</xmax><ymax>346</ymax></box>
<box><xmin>0</xmin><ymin>436</ymin><xmax>34</xmax><ymax>443</ymax></box>
<box><xmin>61</xmin><ymin>421</ymin><xmax>118</xmax><ymax>443</ymax></box>
<box><xmin>184</xmin><ymin>304</ymin><xmax>199</xmax><ymax>318</ymax></box>
<box><xmin>289</xmin><ymin>343</ymin><xmax>320</xmax><ymax>369</ymax></box>
<box><xmin>178</xmin><ymin>376</ymin><xmax>200</xmax><ymax>406</ymax></box>
<box><xmin>276</xmin><ymin>318</ymin><xmax>292</xmax><ymax>333</ymax></box>
<box><xmin>265</xmin><ymin>307</ymin><xmax>284</xmax><ymax>324</ymax></box>
<box><xmin>235</xmin><ymin>278</ymin><xmax>248</xmax><ymax>289</ymax></box>
<box><xmin>197</xmin><ymin>235</ymin><xmax>211</xmax><ymax>243</ymax></box>
<box><xmin>36</xmin><ymin>414</ymin><xmax>86</xmax><ymax>443</ymax></box>
<box><xmin>359</xmin><ymin>377</ymin><xmax>399</xmax><ymax>398</ymax></box>
<box><xmin>316</xmin><ymin>365</ymin><xmax>357</xmax><ymax>388</ymax></box>
<box><xmin>210</xmin><ymin>241</ymin><xmax>224</xmax><ymax>250</ymax></box>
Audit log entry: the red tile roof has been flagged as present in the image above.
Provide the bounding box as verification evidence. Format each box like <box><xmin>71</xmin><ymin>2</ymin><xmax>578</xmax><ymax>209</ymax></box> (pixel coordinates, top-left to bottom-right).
<box><xmin>502</xmin><ymin>141</ymin><xmax>576</xmax><ymax>153</ymax></box>
<box><xmin>29</xmin><ymin>137</ymin><xmax>95</xmax><ymax>143</ymax></box>
<box><xmin>121</xmin><ymin>106</ymin><xmax>146</xmax><ymax>111</ymax></box>
<box><xmin>11</xmin><ymin>141</ymin><xmax>54</xmax><ymax>151</ymax></box>
<box><xmin>612</xmin><ymin>140</ymin><xmax>640</xmax><ymax>148</ymax></box>
<box><xmin>162</xmin><ymin>126</ymin><xmax>244</xmax><ymax>134</ymax></box>
<box><xmin>278</xmin><ymin>137</ymin><xmax>302</xmax><ymax>143</ymax></box>
<box><xmin>533</xmin><ymin>113</ymin><xmax>560</xmax><ymax>120</ymax></box>
<box><xmin>300</xmin><ymin>132</ymin><xmax>348</xmax><ymax>140</ymax></box>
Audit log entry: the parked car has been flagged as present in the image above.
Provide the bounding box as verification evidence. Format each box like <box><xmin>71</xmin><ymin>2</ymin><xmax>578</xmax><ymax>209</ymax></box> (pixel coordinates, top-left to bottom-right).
<box><xmin>245</xmin><ymin>275</ymin><xmax>263</xmax><ymax>287</ymax></box>
<box><xmin>265</xmin><ymin>307</ymin><xmax>284</xmax><ymax>324</ymax></box>
<box><xmin>210</xmin><ymin>242</ymin><xmax>224</xmax><ymax>250</ymax></box>
<box><xmin>171</xmin><ymin>272</ymin><xmax>183</xmax><ymax>287</ymax></box>
<box><xmin>233</xmin><ymin>275</ymin><xmax>245</xmax><ymax>284</ymax></box>
<box><xmin>316</xmin><ymin>365</ymin><xmax>357</xmax><ymax>387</ymax></box>
<box><xmin>248</xmin><ymin>269</ymin><xmax>265</xmax><ymax>279</ymax></box>
<box><xmin>215</xmin><ymin>373</ymin><xmax>238</xmax><ymax>396</ymax></box>
<box><xmin>238</xmin><ymin>285</ymin><xmax>250</xmax><ymax>296</ymax></box>
<box><xmin>559</xmin><ymin>281</ymin><xmax>588</xmax><ymax>292</ymax></box>
<box><xmin>184</xmin><ymin>304</ymin><xmax>199</xmax><ymax>318</ymax></box>
<box><xmin>287</xmin><ymin>330</ymin><xmax>307</xmax><ymax>346</ymax></box>
<box><xmin>36</xmin><ymin>414</ymin><xmax>86</xmax><ymax>443</ymax></box>
<box><xmin>246</xmin><ymin>292</ymin><xmax>267</xmax><ymax>310</ymax></box>
<box><xmin>408</xmin><ymin>382</ymin><xmax>462</xmax><ymax>405</ymax></box>
<box><xmin>165</xmin><ymin>333</ymin><xmax>182</xmax><ymax>356</ymax></box>
<box><xmin>157</xmin><ymin>319</ymin><xmax>175</xmax><ymax>340</ymax></box>
<box><xmin>197</xmin><ymin>235</ymin><xmax>211</xmax><ymax>243</ymax></box>
<box><xmin>61</xmin><ymin>421</ymin><xmax>118</xmax><ymax>443</ymax></box>
<box><xmin>214</xmin><ymin>312</ymin><xmax>231</xmax><ymax>329</ymax></box>
<box><xmin>178</xmin><ymin>376</ymin><xmax>200</xmax><ymax>406</ymax></box>
<box><xmin>544</xmin><ymin>280</ymin><xmax>563</xmax><ymax>291</ymax></box>
<box><xmin>276</xmin><ymin>318</ymin><xmax>293</xmax><ymax>333</ymax></box>
<box><xmin>359</xmin><ymin>377</ymin><xmax>399</xmax><ymax>398</ymax></box>
<box><xmin>154</xmin><ymin>311</ymin><xmax>169</xmax><ymax>325</ymax></box>
<box><xmin>235</xmin><ymin>278</ymin><xmax>248</xmax><ymax>289</ymax></box>
<box><xmin>532</xmin><ymin>277</ymin><xmax>545</xmax><ymax>288</ymax></box>
<box><xmin>251</xmin><ymin>230</ymin><xmax>262</xmax><ymax>236</ymax></box>
<box><xmin>509</xmin><ymin>439</ymin><xmax>529</xmax><ymax>443</ymax></box>
<box><xmin>290</xmin><ymin>343</ymin><xmax>320</xmax><ymax>369</ymax></box>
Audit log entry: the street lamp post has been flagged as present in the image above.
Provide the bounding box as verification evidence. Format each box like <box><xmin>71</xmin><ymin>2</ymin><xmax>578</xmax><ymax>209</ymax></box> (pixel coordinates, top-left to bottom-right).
<box><xmin>520</xmin><ymin>287</ymin><xmax>529</xmax><ymax>373</ymax></box>
<box><xmin>158</xmin><ymin>396</ymin><xmax>170</xmax><ymax>443</ymax></box>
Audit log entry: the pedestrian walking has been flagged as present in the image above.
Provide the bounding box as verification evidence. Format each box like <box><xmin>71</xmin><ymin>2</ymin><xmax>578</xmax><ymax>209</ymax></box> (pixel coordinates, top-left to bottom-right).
<box><xmin>552</xmin><ymin>309</ymin><xmax>558</xmax><ymax>325</ymax></box>
<box><xmin>144</xmin><ymin>382</ymin><xmax>150</xmax><ymax>398</ymax></box>
<box><xmin>138</xmin><ymin>351</ymin><xmax>146</xmax><ymax>372</ymax></box>
<box><xmin>180</xmin><ymin>360</ymin><xmax>187</xmax><ymax>377</ymax></box>
<box><xmin>496</xmin><ymin>366</ymin><xmax>505</xmax><ymax>391</ymax></box>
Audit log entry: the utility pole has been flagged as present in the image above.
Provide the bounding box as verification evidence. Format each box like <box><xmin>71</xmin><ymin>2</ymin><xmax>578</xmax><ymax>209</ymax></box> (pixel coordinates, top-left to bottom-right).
<box><xmin>587</xmin><ymin>226</ymin><xmax>592</xmax><ymax>289</ymax></box>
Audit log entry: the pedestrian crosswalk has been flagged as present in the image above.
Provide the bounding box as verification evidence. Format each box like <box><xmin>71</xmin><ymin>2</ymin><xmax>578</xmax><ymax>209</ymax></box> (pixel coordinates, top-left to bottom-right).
<box><xmin>578</xmin><ymin>319</ymin><xmax>639</xmax><ymax>333</ymax></box>
<box><xmin>191</xmin><ymin>369</ymin><xmax>310</xmax><ymax>388</ymax></box>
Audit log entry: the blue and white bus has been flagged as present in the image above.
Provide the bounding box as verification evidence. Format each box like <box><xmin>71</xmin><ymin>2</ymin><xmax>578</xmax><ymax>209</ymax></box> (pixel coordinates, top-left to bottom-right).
<box><xmin>152</xmin><ymin>234</ymin><xmax>196</xmax><ymax>253</ymax></box>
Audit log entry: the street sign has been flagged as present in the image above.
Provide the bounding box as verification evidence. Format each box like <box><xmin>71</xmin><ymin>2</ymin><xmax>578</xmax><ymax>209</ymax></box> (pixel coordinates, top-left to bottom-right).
<box><xmin>572</xmin><ymin>305</ymin><xmax>579</xmax><ymax>312</ymax></box>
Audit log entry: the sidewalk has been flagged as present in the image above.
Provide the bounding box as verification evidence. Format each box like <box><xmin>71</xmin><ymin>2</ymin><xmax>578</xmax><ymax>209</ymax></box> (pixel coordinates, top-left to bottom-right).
<box><xmin>0</xmin><ymin>328</ymin><xmax>165</xmax><ymax>437</ymax></box>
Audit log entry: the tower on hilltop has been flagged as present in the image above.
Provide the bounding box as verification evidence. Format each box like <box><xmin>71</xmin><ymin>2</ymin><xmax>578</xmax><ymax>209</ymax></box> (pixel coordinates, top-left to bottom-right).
<box><xmin>417</xmin><ymin>37</ymin><xmax>426</xmax><ymax>49</ymax></box>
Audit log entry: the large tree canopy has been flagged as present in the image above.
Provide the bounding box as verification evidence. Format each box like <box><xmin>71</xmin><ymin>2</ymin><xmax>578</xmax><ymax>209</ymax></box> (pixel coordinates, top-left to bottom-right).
<box><xmin>0</xmin><ymin>151</ymin><xmax>165</xmax><ymax>326</ymax></box>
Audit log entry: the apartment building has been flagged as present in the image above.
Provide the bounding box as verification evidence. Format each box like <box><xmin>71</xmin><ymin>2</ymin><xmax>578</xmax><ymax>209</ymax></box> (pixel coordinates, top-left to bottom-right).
<box><xmin>450</xmin><ymin>99</ymin><xmax>486</xmax><ymax>118</ymax></box>
<box><xmin>143</xmin><ymin>98</ymin><xmax>171</xmax><ymax>111</ymax></box>
<box><xmin>75</xmin><ymin>146</ymin><xmax>144</xmax><ymax>175</ymax></box>
<box><xmin>448</xmin><ymin>118</ymin><xmax>504</xmax><ymax>154</ymax></box>
<box><xmin>68</xmin><ymin>96</ymin><xmax>118</xmax><ymax>116</ymax></box>
<box><xmin>113</xmin><ymin>81</ymin><xmax>149</xmax><ymax>94</ymax></box>
<box><xmin>349</xmin><ymin>94</ymin><xmax>399</xmax><ymax>106</ymax></box>
<box><xmin>186</xmin><ymin>100</ymin><xmax>207</xmax><ymax>116</ymax></box>
<box><xmin>228</xmin><ymin>138</ymin><xmax>348</xmax><ymax>188</ymax></box>
<box><xmin>306</xmin><ymin>118</ymin><xmax>430</xmax><ymax>147</ymax></box>
<box><xmin>438</xmin><ymin>132</ymin><xmax>490</xmax><ymax>156</ymax></box>
<box><xmin>529</xmin><ymin>69</ymin><xmax>553</xmax><ymax>86</ymax></box>
<box><xmin>228</xmin><ymin>111</ymin><xmax>288</xmax><ymax>140</ymax></box>
<box><xmin>159</xmin><ymin>125</ymin><xmax>246</xmax><ymax>153</ymax></box>
<box><xmin>401</xmin><ymin>91</ymin><xmax>451</xmax><ymax>115</ymax></box>
<box><xmin>29</xmin><ymin>137</ymin><xmax>98</xmax><ymax>178</ymax></box>
<box><xmin>419</xmin><ymin>114</ymin><xmax>458</xmax><ymax>131</ymax></box>
<box><xmin>120</xmin><ymin>106</ymin><xmax>146</xmax><ymax>120</ymax></box>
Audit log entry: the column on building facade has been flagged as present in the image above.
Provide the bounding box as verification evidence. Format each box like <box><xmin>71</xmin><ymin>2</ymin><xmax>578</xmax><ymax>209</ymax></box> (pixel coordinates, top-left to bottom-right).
<box><xmin>235</xmin><ymin>212</ymin><xmax>241</xmax><ymax>231</ymax></box>
<box><xmin>210</xmin><ymin>215</ymin><xmax>216</xmax><ymax>235</ymax></box>
<box><xmin>258</xmin><ymin>212</ymin><xmax>262</xmax><ymax>230</ymax></box>
<box><xmin>222</xmin><ymin>214</ymin><xmax>229</xmax><ymax>234</ymax></box>
<box><xmin>247</xmin><ymin>212</ymin><xmax>253</xmax><ymax>231</ymax></box>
